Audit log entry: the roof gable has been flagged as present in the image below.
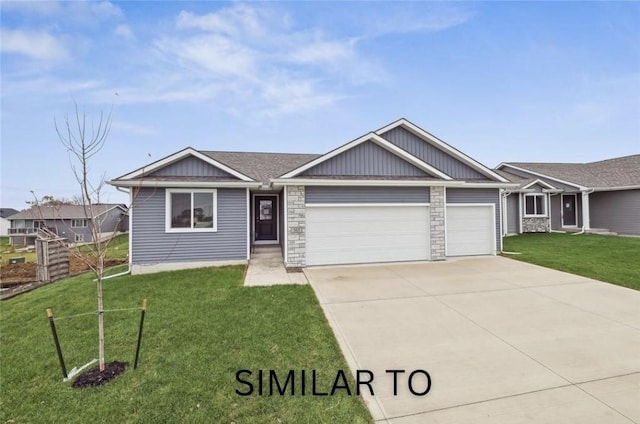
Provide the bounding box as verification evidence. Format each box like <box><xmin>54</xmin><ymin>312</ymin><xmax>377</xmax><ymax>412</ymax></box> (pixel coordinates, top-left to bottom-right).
<box><xmin>115</xmin><ymin>148</ymin><xmax>254</xmax><ymax>182</ymax></box>
<box><xmin>7</xmin><ymin>204</ymin><xmax>125</xmax><ymax>220</ymax></box>
<box><xmin>149</xmin><ymin>156</ymin><xmax>235</xmax><ymax>178</ymax></box>
<box><xmin>376</xmin><ymin>119</ymin><xmax>509</xmax><ymax>182</ymax></box>
<box><xmin>300</xmin><ymin>140</ymin><xmax>431</xmax><ymax>177</ymax></box>
<box><xmin>280</xmin><ymin>132</ymin><xmax>453</xmax><ymax>180</ymax></box>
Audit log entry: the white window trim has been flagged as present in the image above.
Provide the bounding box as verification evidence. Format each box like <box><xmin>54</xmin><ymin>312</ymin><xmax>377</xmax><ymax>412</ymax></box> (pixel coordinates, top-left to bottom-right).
<box><xmin>165</xmin><ymin>189</ymin><xmax>218</xmax><ymax>233</ymax></box>
<box><xmin>71</xmin><ymin>219</ymin><xmax>87</xmax><ymax>228</ymax></box>
<box><xmin>75</xmin><ymin>233</ymin><xmax>84</xmax><ymax>242</ymax></box>
<box><xmin>523</xmin><ymin>193</ymin><xmax>547</xmax><ymax>217</ymax></box>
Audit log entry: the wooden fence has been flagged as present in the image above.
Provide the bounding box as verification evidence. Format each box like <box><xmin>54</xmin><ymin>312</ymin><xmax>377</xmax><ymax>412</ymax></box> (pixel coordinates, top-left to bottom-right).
<box><xmin>36</xmin><ymin>238</ymin><xmax>70</xmax><ymax>283</ymax></box>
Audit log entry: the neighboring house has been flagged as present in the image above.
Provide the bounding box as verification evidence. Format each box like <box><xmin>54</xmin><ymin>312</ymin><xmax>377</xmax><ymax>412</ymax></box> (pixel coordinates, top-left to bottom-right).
<box><xmin>109</xmin><ymin>118</ymin><xmax>518</xmax><ymax>274</ymax></box>
<box><xmin>496</xmin><ymin>154</ymin><xmax>640</xmax><ymax>236</ymax></box>
<box><xmin>7</xmin><ymin>204</ymin><xmax>128</xmax><ymax>246</ymax></box>
<box><xmin>0</xmin><ymin>208</ymin><xmax>19</xmax><ymax>236</ymax></box>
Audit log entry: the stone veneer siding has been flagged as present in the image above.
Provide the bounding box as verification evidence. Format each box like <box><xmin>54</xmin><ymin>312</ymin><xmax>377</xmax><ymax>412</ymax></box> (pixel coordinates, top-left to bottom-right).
<box><xmin>430</xmin><ymin>186</ymin><xmax>446</xmax><ymax>260</ymax></box>
<box><xmin>522</xmin><ymin>217</ymin><xmax>550</xmax><ymax>233</ymax></box>
<box><xmin>286</xmin><ymin>185</ymin><xmax>306</xmax><ymax>268</ymax></box>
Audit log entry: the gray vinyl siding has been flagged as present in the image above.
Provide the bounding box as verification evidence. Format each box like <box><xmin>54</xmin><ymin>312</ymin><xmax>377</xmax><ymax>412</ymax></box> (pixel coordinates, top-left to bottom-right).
<box><xmin>131</xmin><ymin>188</ymin><xmax>247</xmax><ymax>264</ymax></box>
<box><xmin>302</xmin><ymin>141</ymin><xmax>427</xmax><ymax>177</ymax></box>
<box><xmin>150</xmin><ymin>156</ymin><xmax>234</xmax><ymax>178</ymax></box>
<box><xmin>550</xmin><ymin>195</ymin><xmax>562</xmax><ymax>230</ymax></box>
<box><xmin>506</xmin><ymin>194</ymin><xmax>519</xmax><ymax>233</ymax></box>
<box><xmin>380</xmin><ymin>127</ymin><xmax>488</xmax><ymax>179</ymax></box>
<box><xmin>305</xmin><ymin>186</ymin><xmax>430</xmax><ymax>204</ymax></box>
<box><xmin>590</xmin><ymin>189</ymin><xmax>640</xmax><ymax>235</ymax></box>
<box><xmin>446</xmin><ymin>188</ymin><xmax>501</xmax><ymax>250</ymax></box>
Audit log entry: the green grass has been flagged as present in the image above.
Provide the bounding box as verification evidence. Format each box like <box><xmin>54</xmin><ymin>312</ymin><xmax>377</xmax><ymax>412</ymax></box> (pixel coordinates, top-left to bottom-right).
<box><xmin>503</xmin><ymin>233</ymin><xmax>640</xmax><ymax>290</ymax></box>
<box><xmin>0</xmin><ymin>266</ymin><xmax>372</xmax><ymax>423</ymax></box>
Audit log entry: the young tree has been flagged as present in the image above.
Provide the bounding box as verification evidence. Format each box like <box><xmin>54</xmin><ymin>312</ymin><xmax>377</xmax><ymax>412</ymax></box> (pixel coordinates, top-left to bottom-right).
<box><xmin>55</xmin><ymin>101</ymin><xmax>119</xmax><ymax>372</ymax></box>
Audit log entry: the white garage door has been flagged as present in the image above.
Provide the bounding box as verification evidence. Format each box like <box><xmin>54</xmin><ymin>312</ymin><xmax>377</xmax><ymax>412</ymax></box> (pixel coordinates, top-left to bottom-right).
<box><xmin>446</xmin><ymin>205</ymin><xmax>495</xmax><ymax>256</ymax></box>
<box><xmin>306</xmin><ymin>205</ymin><xmax>430</xmax><ymax>266</ymax></box>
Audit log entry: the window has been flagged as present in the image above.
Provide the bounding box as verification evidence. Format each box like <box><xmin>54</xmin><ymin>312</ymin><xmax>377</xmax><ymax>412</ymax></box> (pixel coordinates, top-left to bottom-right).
<box><xmin>72</xmin><ymin>219</ymin><xmax>87</xmax><ymax>228</ymax></box>
<box><xmin>524</xmin><ymin>194</ymin><xmax>546</xmax><ymax>216</ymax></box>
<box><xmin>75</xmin><ymin>234</ymin><xmax>84</xmax><ymax>242</ymax></box>
<box><xmin>166</xmin><ymin>189</ymin><xmax>217</xmax><ymax>232</ymax></box>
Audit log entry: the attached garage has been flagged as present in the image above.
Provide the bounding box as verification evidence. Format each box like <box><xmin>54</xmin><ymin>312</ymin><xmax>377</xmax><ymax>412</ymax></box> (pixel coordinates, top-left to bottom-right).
<box><xmin>306</xmin><ymin>205</ymin><xmax>430</xmax><ymax>266</ymax></box>
<box><xmin>446</xmin><ymin>205</ymin><xmax>495</xmax><ymax>256</ymax></box>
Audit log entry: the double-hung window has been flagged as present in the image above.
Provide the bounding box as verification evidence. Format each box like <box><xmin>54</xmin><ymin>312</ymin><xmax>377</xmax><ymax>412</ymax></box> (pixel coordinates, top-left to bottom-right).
<box><xmin>524</xmin><ymin>194</ymin><xmax>546</xmax><ymax>217</ymax></box>
<box><xmin>72</xmin><ymin>219</ymin><xmax>87</xmax><ymax>228</ymax></box>
<box><xmin>166</xmin><ymin>189</ymin><xmax>217</xmax><ymax>232</ymax></box>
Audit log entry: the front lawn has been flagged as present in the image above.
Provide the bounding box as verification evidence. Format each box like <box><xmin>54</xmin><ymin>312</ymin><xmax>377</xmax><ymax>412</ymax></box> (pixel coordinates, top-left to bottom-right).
<box><xmin>0</xmin><ymin>266</ymin><xmax>372</xmax><ymax>423</ymax></box>
<box><xmin>503</xmin><ymin>233</ymin><xmax>640</xmax><ymax>290</ymax></box>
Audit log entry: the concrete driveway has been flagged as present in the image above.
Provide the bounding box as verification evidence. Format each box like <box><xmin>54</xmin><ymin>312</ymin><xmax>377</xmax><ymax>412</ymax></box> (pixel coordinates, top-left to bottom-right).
<box><xmin>305</xmin><ymin>256</ymin><xmax>640</xmax><ymax>423</ymax></box>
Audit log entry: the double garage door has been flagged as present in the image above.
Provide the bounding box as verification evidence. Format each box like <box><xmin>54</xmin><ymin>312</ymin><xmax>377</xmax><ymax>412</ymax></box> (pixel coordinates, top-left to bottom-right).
<box><xmin>306</xmin><ymin>205</ymin><xmax>430</xmax><ymax>266</ymax></box>
<box><xmin>305</xmin><ymin>204</ymin><xmax>495</xmax><ymax>266</ymax></box>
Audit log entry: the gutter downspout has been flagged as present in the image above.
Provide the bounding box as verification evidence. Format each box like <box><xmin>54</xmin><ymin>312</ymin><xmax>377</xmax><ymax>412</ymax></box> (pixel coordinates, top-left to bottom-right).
<box><xmin>101</xmin><ymin>186</ymin><xmax>132</xmax><ymax>279</ymax></box>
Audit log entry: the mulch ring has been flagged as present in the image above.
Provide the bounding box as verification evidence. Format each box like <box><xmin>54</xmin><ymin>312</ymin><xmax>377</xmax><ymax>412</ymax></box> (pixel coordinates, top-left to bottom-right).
<box><xmin>72</xmin><ymin>361</ymin><xmax>127</xmax><ymax>388</ymax></box>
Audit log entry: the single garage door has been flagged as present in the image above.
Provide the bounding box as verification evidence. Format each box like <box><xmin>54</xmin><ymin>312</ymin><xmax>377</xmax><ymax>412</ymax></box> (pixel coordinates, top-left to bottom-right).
<box><xmin>306</xmin><ymin>205</ymin><xmax>430</xmax><ymax>266</ymax></box>
<box><xmin>446</xmin><ymin>205</ymin><xmax>495</xmax><ymax>256</ymax></box>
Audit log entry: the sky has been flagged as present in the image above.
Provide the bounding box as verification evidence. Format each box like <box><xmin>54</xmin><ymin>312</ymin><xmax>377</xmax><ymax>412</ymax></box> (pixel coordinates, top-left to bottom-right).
<box><xmin>1</xmin><ymin>1</ymin><xmax>639</xmax><ymax>210</ymax></box>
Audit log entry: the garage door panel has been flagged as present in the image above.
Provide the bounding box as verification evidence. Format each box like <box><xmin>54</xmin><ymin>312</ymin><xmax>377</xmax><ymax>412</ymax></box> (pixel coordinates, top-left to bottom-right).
<box><xmin>446</xmin><ymin>205</ymin><xmax>494</xmax><ymax>257</ymax></box>
<box><xmin>306</xmin><ymin>206</ymin><xmax>429</xmax><ymax>266</ymax></box>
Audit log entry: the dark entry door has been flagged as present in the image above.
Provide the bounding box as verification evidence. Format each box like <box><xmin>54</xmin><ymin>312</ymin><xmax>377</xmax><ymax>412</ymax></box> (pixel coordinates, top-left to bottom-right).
<box><xmin>562</xmin><ymin>195</ymin><xmax>576</xmax><ymax>226</ymax></box>
<box><xmin>255</xmin><ymin>196</ymin><xmax>277</xmax><ymax>241</ymax></box>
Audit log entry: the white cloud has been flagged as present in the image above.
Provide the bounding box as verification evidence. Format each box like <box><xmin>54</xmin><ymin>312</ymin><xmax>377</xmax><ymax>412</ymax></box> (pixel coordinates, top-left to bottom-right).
<box><xmin>155</xmin><ymin>34</ymin><xmax>256</xmax><ymax>77</ymax></box>
<box><xmin>176</xmin><ymin>4</ymin><xmax>269</xmax><ymax>37</ymax></box>
<box><xmin>114</xmin><ymin>24</ymin><xmax>133</xmax><ymax>39</ymax></box>
<box><xmin>0</xmin><ymin>28</ymin><xmax>69</xmax><ymax>61</ymax></box>
<box><xmin>366</xmin><ymin>4</ymin><xmax>473</xmax><ymax>36</ymax></box>
<box><xmin>289</xmin><ymin>39</ymin><xmax>355</xmax><ymax>65</ymax></box>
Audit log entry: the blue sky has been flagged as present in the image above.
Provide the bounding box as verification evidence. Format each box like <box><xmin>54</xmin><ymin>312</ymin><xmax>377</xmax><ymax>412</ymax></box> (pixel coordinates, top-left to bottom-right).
<box><xmin>1</xmin><ymin>1</ymin><xmax>639</xmax><ymax>209</ymax></box>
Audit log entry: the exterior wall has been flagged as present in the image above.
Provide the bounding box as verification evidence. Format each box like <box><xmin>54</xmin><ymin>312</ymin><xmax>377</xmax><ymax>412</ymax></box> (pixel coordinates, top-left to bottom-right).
<box><xmin>429</xmin><ymin>187</ymin><xmax>445</xmax><ymax>260</ymax></box>
<box><xmin>301</xmin><ymin>141</ymin><xmax>427</xmax><ymax>177</ymax></box>
<box><xmin>278</xmin><ymin>192</ymin><xmax>284</xmax><ymax>253</ymax></box>
<box><xmin>522</xmin><ymin>217</ymin><xmax>549</xmax><ymax>232</ymax></box>
<box><xmin>286</xmin><ymin>186</ymin><xmax>306</xmax><ymax>268</ymax></box>
<box><xmin>506</xmin><ymin>194</ymin><xmax>519</xmax><ymax>234</ymax></box>
<box><xmin>446</xmin><ymin>188</ymin><xmax>502</xmax><ymax>251</ymax></box>
<box><xmin>590</xmin><ymin>189</ymin><xmax>640</xmax><ymax>235</ymax></box>
<box><xmin>150</xmin><ymin>156</ymin><xmax>234</xmax><ymax>177</ymax></box>
<box><xmin>305</xmin><ymin>186</ymin><xmax>430</xmax><ymax>203</ymax></box>
<box><xmin>380</xmin><ymin>127</ymin><xmax>488</xmax><ymax>179</ymax></box>
<box><xmin>130</xmin><ymin>188</ymin><xmax>247</xmax><ymax>266</ymax></box>
<box><xmin>0</xmin><ymin>217</ymin><xmax>9</xmax><ymax>236</ymax></box>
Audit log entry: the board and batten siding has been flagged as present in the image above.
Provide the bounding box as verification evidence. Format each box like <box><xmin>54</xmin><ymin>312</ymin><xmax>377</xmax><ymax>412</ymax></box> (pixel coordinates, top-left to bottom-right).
<box><xmin>150</xmin><ymin>156</ymin><xmax>234</xmax><ymax>178</ymax></box>
<box><xmin>380</xmin><ymin>127</ymin><xmax>487</xmax><ymax>179</ymax></box>
<box><xmin>301</xmin><ymin>141</ymin><xmax>427</xmax><ymax>177</ymax></box>
<box><xmin>305</xmin><ymin>186</ymin><xmax>430</xmax><ymax>204</ymax></box>
<box><xmin>550</xmin><ymin>195</ymin><xmax>562</xmax><ymax>230</ymax></box>
<box><xmin>446</xmin><ymin>188</ymin><xmax>501</xmax><ymax>250</ymax></box>
<box><xmin>131</xmin><ymin>188</ymin><xmax>247</xmax><ymax>264</ymax></box>
<box><xmin>590</xmin><ymin>189</ymin><xmax>640</xmax><ymax>235</ymax></box>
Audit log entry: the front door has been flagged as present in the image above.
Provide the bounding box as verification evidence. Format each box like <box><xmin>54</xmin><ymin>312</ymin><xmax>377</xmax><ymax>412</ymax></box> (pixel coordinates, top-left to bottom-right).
<box><xmin>562</xmin><ymin>194</ymin><xmax>577</xmax><ymax>226</ymax></box>
<box><xmin>254</xmin><ymin>195</ymin><xmax>277</xmax><ymax>242</ymax></box>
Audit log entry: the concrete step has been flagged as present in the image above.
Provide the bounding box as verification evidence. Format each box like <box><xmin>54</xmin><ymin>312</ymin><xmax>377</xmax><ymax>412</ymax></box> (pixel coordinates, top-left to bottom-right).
<box><xmin>251</xmin><ymin>250</ymin><xmax>283</xmax><ymax>260</ymax></box>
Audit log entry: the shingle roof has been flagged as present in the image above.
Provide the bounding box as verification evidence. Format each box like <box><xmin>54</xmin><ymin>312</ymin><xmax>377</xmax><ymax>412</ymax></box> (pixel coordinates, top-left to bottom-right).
<box><xmin>201</xmin><ymin>151</ymin><xmax>321</xmax><ymax>184</ymax></box>
<box><xmin>7</xmin><ymin>204</ymin><xmax>125</xmax><ymax>220</ymax></box>
<box><xmin>493</xmin><ymin>170</ymin><xmax>540</xmax><ymax>189</ymax></box>
<box><xmin>502</xmin><ymin>154</ymin><xmax>640</xmax><ymax>188</ymax></box>
<box><xmin>0</xmin><ymin>208</ymin><xmax>19</xmax><ymax>219</ymax></box>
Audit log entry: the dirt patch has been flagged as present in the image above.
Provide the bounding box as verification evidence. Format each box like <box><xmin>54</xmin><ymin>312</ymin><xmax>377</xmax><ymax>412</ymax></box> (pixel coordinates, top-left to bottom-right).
<box><xmin>72</xmin><ymin>361</ymin><xmax>127</xmax><ymax>388</ymax></box>
<box><xmin>0</xmin><ymin>256</ymin><xmax>126</xmax><ymax>287</ymax></box>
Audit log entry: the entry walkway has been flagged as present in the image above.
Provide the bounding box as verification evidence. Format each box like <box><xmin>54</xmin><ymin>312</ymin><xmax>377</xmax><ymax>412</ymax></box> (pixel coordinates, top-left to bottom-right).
<box><xmin>243</xmin><ymin>245</ymin><xmax>308</xmax><ymax>286</ymax></box>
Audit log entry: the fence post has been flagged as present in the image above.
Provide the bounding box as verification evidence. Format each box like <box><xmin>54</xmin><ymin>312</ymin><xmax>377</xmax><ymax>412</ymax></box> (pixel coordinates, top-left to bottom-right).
<box><xmin>46</xmin><ymin>308</ymin><xmax>68</xmax><ymax>379</ymax></box>
<box><xmin>134</xmin><ymin>299</ymin><xmax>147</xmax><ymax>369</ymax></box>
